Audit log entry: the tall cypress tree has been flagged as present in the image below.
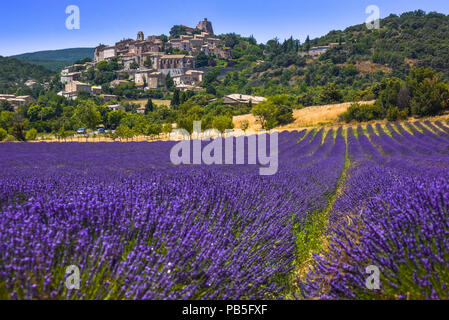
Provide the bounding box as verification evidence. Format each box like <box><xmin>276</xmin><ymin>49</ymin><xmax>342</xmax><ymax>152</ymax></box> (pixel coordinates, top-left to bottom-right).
<box><xmin>165</xmin><ymin>74</ymin><xmax>174</xmax><ymax>91</ymax></box>
<box><xmin>145</xmin><ymin>98</ymin><xmax>154</xmax><ymax>114</ymax></box>
<box><xmin>171</xmin><ymin>89</ymin><xmax>180</xmax><ymax>109</ymax></box>
<box><xmin>305</xmin><ymin>35</ymin><xmax>311</xmax><ymax>53</ymax></box>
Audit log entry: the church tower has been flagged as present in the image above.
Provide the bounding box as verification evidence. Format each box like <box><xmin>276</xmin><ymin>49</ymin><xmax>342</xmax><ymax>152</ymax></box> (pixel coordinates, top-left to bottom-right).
<box><xmin>137</xmin><ymin>31</ymin><xmax>144</xmax><ymax>41</ymax></box>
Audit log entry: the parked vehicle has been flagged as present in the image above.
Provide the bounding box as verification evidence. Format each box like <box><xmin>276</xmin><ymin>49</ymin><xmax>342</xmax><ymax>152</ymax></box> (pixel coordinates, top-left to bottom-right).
<box><xmin>97</xmin><ymin>128</ymin><xmax>105</xmax><ymax>134</ymax></box>
<box><xmin>77</xmin><ymin>128</ymin><xmax>86</xmax><ymax>135</ymax></box>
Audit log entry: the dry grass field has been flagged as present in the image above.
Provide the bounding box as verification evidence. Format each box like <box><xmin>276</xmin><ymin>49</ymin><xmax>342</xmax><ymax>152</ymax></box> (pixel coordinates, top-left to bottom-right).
<box><xmin>126</xmin><ymin>99</ymin><xmax>171</xmax><ymax>107</ymax></box>
<box><xmin>233</xmin><ymin>101</ymin><xmax>376</xmax><ymax>130</ymax></box>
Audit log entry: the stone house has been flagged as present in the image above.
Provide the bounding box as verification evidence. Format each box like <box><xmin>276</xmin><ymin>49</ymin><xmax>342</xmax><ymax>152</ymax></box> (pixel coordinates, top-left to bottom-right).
<box><xmin>222</xmin><ymin>94</ymin><xmax>267</xmax><ymax>105</ymax></box>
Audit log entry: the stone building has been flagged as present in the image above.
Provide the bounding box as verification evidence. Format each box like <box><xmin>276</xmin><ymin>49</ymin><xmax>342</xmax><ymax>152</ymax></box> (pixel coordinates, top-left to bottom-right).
<box><xmin>94</xmin><ymin>31</ymin><xmax>163</xmax><ymax>64</ymax></box>
<box><xmin>299</xmin><ymin>42</ymin><xmax>343</xmax><ymax>57</ymax></box>
<box><xmin>65</xmin><ymin>81</ymin><xmax>92</xmax><ymax>94</ymax></box>
<box><xmin>0</xmin><ymin>95</ymin><xmax>35</xmax><ymax>111</ymax></box>
<box><xmin>86</xmin><ymin>19</ymin><xmax>230</xmax><ymax>92</ymax></box>
<box><xmin>100</xmin><ymin>94</ymin><xmax>118</xmax><ymax>102</ymax></box>
<box><xmin>141</xmin><ymin>53</ymin><xmax>195</xmax><ymax>76</ymax></box>
<box><xmin>196</xmin><ymin>18</ymin><xmax>214</xmax><ymax>35</ymax></box>
<box><xmin>134</xmin><ymin>70</ymin><xmax>163</xmax><ymax>89</ymax></box>
<box><xmin>173</xmin><ymin>70</ymin><xmax>204</xmax><ymax>87</ymax></box>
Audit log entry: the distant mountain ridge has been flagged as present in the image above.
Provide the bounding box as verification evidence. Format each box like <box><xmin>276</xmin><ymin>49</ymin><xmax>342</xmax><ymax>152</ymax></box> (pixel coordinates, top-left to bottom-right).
<box><xmin>11</xmin><ymin>48</ymin><xmax>95</xmax><ymax>72</ymax></box>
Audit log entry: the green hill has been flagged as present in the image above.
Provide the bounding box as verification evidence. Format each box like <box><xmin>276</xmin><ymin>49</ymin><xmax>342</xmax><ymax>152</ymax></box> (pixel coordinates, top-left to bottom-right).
<box><xmin>212</xmin><ymin>10</ymin><xmax>449</xmax><ymax>105</ymax></box>
<box><xmin>11</xmin><ymin>48</ymin><xmax>95</xmax><ymax>72</ymax></box>
<box><xmin>0</xmin><ymin>56</ymin><xmax>54</xmax><ymax>91</ymax></box>
<box><xmin>310</xmin><ymin>10</ymin><xmax>449</xmax><ymax>79</ymax></box>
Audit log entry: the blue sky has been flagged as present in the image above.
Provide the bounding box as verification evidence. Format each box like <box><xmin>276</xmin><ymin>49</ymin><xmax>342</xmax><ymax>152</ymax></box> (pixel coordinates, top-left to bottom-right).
<box><xmin>1</xmin><ymin>0</ymin><xmax>449</xmax><ymax>56</ymax></box>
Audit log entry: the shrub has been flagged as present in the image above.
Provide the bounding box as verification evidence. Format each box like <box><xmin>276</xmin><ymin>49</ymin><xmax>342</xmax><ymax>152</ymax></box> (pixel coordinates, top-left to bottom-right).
<box><xmin>276</xmin><ymin>104</ymin><xmax>294</xmax><ymax>125</ymax></box>
<box><xmin>410</xmin><ymin>78</ymin><xmax>449</xmax><ymax>117</ymax></box>
<box><xmin>25</xmin><ymin>128</ymin><xmax>38</xmax><ymax>141</ymax></box>
<box><xmin>0</xmin><ymin>128</ymin><xmax>7</xmax><ymax>141</ymax></box>
<box><xmin>386</xmin><ymin>106</ymin><xmax>409</xmax><ymax>121</ymax></box>
<box><xmin>341</xmin><ymin>103</ymin><xmax>384</xmax><ymax>123</ymax></box>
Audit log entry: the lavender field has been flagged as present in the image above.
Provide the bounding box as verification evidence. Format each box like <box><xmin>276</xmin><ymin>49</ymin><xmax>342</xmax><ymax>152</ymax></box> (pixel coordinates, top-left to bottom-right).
<box><xmin>1</xmin><ymin>121</ymin><xmax>449</xmax><ymax>300</ymax></box>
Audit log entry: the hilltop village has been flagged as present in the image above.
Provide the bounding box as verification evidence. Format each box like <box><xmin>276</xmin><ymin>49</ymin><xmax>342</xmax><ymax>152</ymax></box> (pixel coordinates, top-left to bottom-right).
<box><xmin>2</xmin><ymin>10</ymin><xmax>449</xmax><ymax>143</ymax></box>
<box><xmin>58</xmin><ymin>18</ymin><xmax>340</xmax><ymax>101</ymax></box>
<box><xmin>58</xmin><ymin>19</ymin><xmax>235</xmax><ymax>100</ymax></box>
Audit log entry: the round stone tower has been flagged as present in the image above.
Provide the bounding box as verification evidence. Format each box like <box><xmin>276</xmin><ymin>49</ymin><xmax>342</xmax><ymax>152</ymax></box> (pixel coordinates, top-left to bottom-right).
<box><xmin>196</xmin><ymin>18</ymin><xmax>214</xmax><ymax>35</ymax></box>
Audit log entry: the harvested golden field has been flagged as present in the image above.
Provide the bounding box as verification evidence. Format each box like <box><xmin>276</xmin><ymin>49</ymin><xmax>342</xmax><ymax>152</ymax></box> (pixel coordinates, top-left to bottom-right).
<box><xmin>233</xmin><ymin>101</ymin><xmax>376</xmax><ymax>130</ymax></box>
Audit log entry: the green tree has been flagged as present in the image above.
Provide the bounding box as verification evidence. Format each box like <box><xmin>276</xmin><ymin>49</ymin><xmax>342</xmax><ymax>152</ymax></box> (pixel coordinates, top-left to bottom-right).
<box><xmin>159</xmin><ymin>34</ymin><xmax>168</xmax><ymax>43</ymax></box>
<box><xmin>397</xmin><ymin>85</ymin><xmax>411</xmax><ymax>110</ymax></box>
<box><xmin>377</xmin><ymin>77</ymin><xmax>402</xmax><ymax>110</ymax></box>
<box><xmin>252</xmin><ymin>101</ymin><xmax>277</xmax><ymax>129</ymax></box>
<box><xmin>9</xmin><ymin>113</ymin><xmax>28</xmax><ymax>141</ymax></box>
<box><xmin>196</xmin><ymin>52</ymin><xmax>209</xmax><ymax>68</ymax></box>
<box><xmin>27</xmin><ymin>105</ymin><xmax>43</xmax><ymax>121</ymax></box>
<box><xmin>56</xmin><ymin>127</ymin><xmax>69</xmax><ymax>142</ymax></box>
<box><xmin>0</xmin><ymin>111</ymin><xmax>13</xmax><ymax>130</ymax></box>
<box><xmin>96</xmin><ymin>60</ymin><xmax>109</xmax><ymax>72</ymax></box>
<box><xmin>212</xmin><ymin>115</ymin><xmax>234</xmax><ymax>132</ymax></box>
<box><xmin>202</xmin><ymin>68</ymin><xmax>220</xmax><ymax>86</ymax></box>
<box><xmin>0</xmin><ymin>100</ymin><xmax>14</xmax><ymax>112</ymax></box>
<box><xmin>264</xmin><ymin>95</ymin><xmax>294</xmax><ymax>126</ymax></box>
<box><xmin>407</xmin><ymin>68</ymin><xmax>449</xmax><ymax>116</ymax></box>
<box><xmin>206</xmin><ymin>85</ymin><xmax>216</xmax><ymax>95</ymax></box>
<box><xmin>145</xmin><ymin>122</ymin><xmax>162</xmax><ymax>138</ymax></box>
<box><xmin>145</xmin><ymin>98</ymin><xmax>154</xmax><ymax>114</ymax></box>
<box><xmin>169</xmin><ymin>25</ymin><xmax>188</xmax><ymax>38</ymax></box>
<box><xmin>410</xmin><ymin>77</ymin><xmax>449</xmax><ymax>116</ymax></box>
<box><xmin>341</xmin><ymin>103</ymin><xmax>384</xmax><ymax>122</ymax></box>
<box><xmin>386</xmin><ymin>106</ymin><xmax>408</xmax><ymax>121</ymax></box>
<box><xmin>162</xmin><ymin>123</ymin><xmax>172</xmax><ymax>137</ymax></box>
<box><xmin>165</xmin><ymin>74</ymin><xmax>175</xmax><ymax>91</ymax></box>
<box><xmin>116</xmin><ymin>124</ymin><xmax>134</xmax><ymax>141</ymax></box>
<box><xmin>107</xmin><ymin>110</ymin><xmax>126</xmax><ymax>129</ymax></box>
<box><xmin>305</xmin><ymin>35</ymin><xmax>311</xmax><ymax>53</ymax></box>
<box><xmin>72</xmin><ymin>100</ymin><xmax>102</xmax><ymax>130</ymax></box>
<box><xmin>25</xmin><ymin>128</ymin><xmax>38</xmax><ymax>141</ymax></box>
<box><xmin>171</xmin><ymin>89</ymin><xmax>180</xmax><ymax>108</ymax></box>
<box><xmin>319</xmin><ymin>83</ymin><xmax>343</xmax><ymax>104</ymax></box>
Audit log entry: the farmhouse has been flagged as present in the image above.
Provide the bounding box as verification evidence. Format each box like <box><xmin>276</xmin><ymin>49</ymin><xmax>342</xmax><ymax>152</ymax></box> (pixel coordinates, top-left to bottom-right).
<box><xmin>136</xmin><ymin>106</ymin><xmax>146</xmax><ymax>114</ymax></box>
<box><xmin>222</xmin><ymin>94</ymin><xmax>267</xmax><ymax>105</ymax></box>
<box><xmin>25</xmin><ymin>80</ymin><xmax>39</xmax><ymax>89</ymax></box>
<box><xmin>0</xmin><ymin>94</ymin><xmax>16</xmax><ymax>100</ymax></box>
<box><xmin>299</xmin><ymin>42</ymin><xmax>344</xmax><ymax>57</ymax></box>
<box><xmin>110</xmin><ymin>80</ymin><xmax>130</xmax><ymax>88</ymax></box>
<box><xmin>6</xmin><ymin>98</ymin><xmax>27</xmax><ymax>109</ymax></box>
<box><xmin>0</xmin><ymin>94</ymin><xmax>36</xmax><ymax>111</ymax></box>
<box><xmin>106</xmin><ymin>104</ymin><xmax>125</xmax><ymax>111</ymax></box>
<box><xmin>100</xmin><ymin>94</ymin><xmax>118</xmax><ymax>102</ymax></box>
